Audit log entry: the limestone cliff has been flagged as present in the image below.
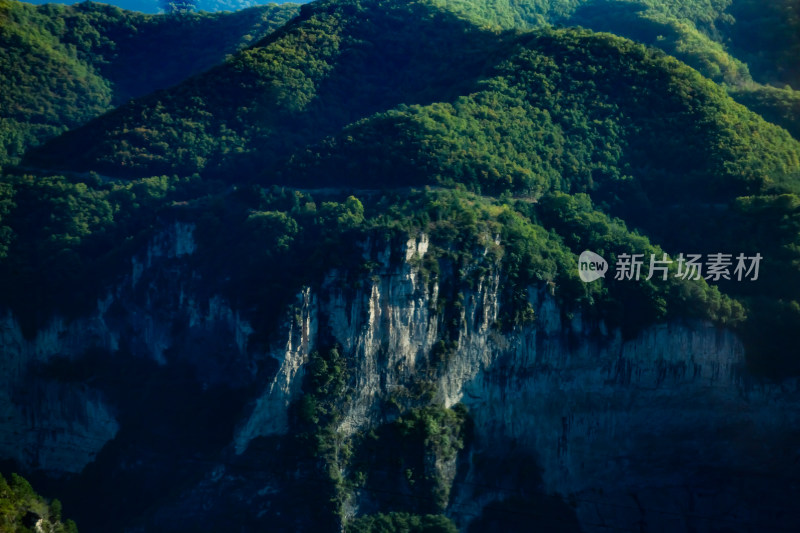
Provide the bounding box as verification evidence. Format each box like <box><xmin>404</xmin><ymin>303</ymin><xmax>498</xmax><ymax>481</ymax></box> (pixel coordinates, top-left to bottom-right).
<box><xmin>235</xmin><ymin>232</ymin><xmax>800</xmax><ymax>532</ymax></box>
<box><xmin>2</xmin><ymin>224</ymin><xmax>798</xmax><ymax>532</ymax></box>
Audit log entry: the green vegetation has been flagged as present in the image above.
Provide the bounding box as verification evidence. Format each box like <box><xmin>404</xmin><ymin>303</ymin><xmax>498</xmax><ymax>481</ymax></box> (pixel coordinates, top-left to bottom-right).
<box><xmin>0</xmin><ymin>172</ymin><xmax>209</xmax><ymax>335</ymax></box>
<box><xmin>726</xmin><ymin>0</ymin><xmax>800</xmax><ymax>88</ymax></box>
<box><xmin>285</xmin><ymin>26</ymin><xmax>799</xmax><ymax>199</ymax></box>
<box><xmin>294</xmin><ymin>345</ymin><xmax>353</xmax><ymax>526</ymax></box>
<box><xmin>27</xmin><ymin>0</ymin><xmax>499</xmax><ymax>177</ymax></box>
<box><xmin>429</xmin><ymin>0</ymin><xmax>799</xmax><ymax>88</ymax></box>
<box><xmin>393</xmin><ymin>405</ymin><xmax>470</xmax><ymax>509</ymax></box>
<box><xmin>6</xmin><ymin>0</ymin><xmax>800</xmax><ymax>371</ymax></box>
<box><xmin>0</xmin><ymin>473</ymin><xmax>78</xmax><ymax>533</ymax></box>
<box><xmin>345</xmin><ymin>401</ymin><xmax>470</xmax><ymax>519</ymax></box>
<box><xmin>24</xmin><ymin>0</ymin><xmax>298</xmax><ymax>14</ymax></box>
<box><xmin>190</xmin><ymin>182</ymin><xmax>746</xmax><ymax>352</ymax></box>
<box><xmin>28</xmin><ymin>1</ymin><xmax>800</xmax><ymax>193</ymax></box>
<box><xmin>729</xmin><ymin>85</ymin><xmax>800</xmax><ymax>139</ymax></box>
<box><xmin>347</xmin><ymin>512</ymin><xmax>458</xmax><ymax>533</ymax></box>
<box><xmin>426</xmin><ymin>0</ymin><xmax>799</xmax><ymax>138</ymax></box>
<box><xmin>566</xmin><ymin>1</ymin><xmax>752</xmax><ymax>86</ymax></box>
<box><xmin>0</xmin><ymin>0</ymin><xmax>298</xmax><ymax>164</ymax></box>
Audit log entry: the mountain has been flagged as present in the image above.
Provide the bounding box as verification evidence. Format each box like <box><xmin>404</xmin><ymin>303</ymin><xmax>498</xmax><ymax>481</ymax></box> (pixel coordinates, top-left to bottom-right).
<box><xmin>428</xmin><ymin>0</ymin><xmax>800</xmax><ymax>138</ymax></box>
<box><xmin>19</xmin><ymin>0</ymin><xmax>800</xmax><ymax>376</ymax></box>
<box><xmin>23</xmin><ymin>0</ymin><xmax>305</xmax><ymax>15</ymax></box>
<box><xmin>2</xmin><ymin>0</ymin><xmax>800</xmax><ymax>532</ymax></box>
<box><xmin>431</xmin><ymin>0</ymin><xmax>799</xmax><ymax>88</ymax></box>
<box><xmin>0</xmin><ymin>0</ymin><xmax>299</xmax><ymax>164</ymax></box>
<box><xmin>26</xmin><ymin>0</ymin><xmax>800</xmax><ymax>184</ymax></box>
<box><xmin>23</xmin><ymin>0</ymin><xmax>165</xmax><ymax>13</ymax></box>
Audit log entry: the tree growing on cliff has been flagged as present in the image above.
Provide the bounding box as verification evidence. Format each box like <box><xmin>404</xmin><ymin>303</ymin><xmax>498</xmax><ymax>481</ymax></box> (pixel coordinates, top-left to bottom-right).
<box><xmin>0</xmin><ymin>473</ymin><xmax>79</xmax><ymax>533</ymax></box>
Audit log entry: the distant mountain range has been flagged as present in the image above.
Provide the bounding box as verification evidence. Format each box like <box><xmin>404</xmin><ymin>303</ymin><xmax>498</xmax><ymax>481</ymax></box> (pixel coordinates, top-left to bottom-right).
<box><xmin>22</xmin><ymin>0</ymin><xmax>304</xmax><ymax>14</ymax></box>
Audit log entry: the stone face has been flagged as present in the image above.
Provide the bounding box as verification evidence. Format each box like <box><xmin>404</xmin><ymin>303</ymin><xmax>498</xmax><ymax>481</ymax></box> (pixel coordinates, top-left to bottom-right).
<box><xmin>0</xmin><ymin>221</ymin><xmax>253</xmax><ymax>473</ymax></box>
<box><xmin>0</xmin><ymin>306</ymin><xmax>120</xmax><ymax>473</ymax></box>
<box><xmin>234</xmin><ymin>287</ymin><xmax>317</xmax><ymax>452</ymax></box>
<box><xmin>234</xmin><ymin>233</ymin><xmax>800</xmax><ymax>530</ymax></box>
<box><xmin>2</xmin><ymin>228</ymin><xmax>799</xmax><ymax>531</ymax></box>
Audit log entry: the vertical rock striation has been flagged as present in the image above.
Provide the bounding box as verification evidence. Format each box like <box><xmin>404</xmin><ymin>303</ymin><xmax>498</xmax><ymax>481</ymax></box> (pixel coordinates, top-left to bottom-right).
<box><xmin>2</xmin><ymin>228</ymin><xmax>798</xmax><ymax>531</ymax></box>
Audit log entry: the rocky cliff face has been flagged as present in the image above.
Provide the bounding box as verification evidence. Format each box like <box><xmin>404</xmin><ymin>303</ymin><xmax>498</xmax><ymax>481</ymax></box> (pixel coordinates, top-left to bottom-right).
<box><xmin>0</xmin><ymin>221</ymin><xmax>253</xmax><ymax>474</ymax></box>
<box><xmin>2</xmin><ymin>224</ymin><xmax>799</xmax><ymax>532</ymax></box>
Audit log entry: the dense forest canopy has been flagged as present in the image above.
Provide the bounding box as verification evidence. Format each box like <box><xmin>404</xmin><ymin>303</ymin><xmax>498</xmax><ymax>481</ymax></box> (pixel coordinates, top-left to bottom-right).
<box><xmin>432</xmin><ymin>0</ymin><xmax>799</xmax><ymax>87</ymax></box>
<box><xmin>427</xmin><ymin>0</ymin><xmax>800</xmax><ymax>139</ymax></box>
<box><xmin>0</xmin><ymin>0</ymin><xmax>299</xmax><ymax>164</ymax></box>
<box><xmin>23</xmin><ymin>0</ymin><xmax>303</xmax><ymax>15</ymax></box>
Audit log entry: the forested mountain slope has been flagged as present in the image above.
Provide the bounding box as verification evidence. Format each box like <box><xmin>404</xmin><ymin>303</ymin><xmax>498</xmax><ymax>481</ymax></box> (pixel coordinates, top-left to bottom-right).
<box><xmin>433</xmin><ymin>0</ymin><xmax>799</xmax><ymax>87</ymax></box>
<box><xmin>15</xmin><ymin>0</ymin><xmax>800</xmax><ymax>374</ymax></box>
<box><xmin>23</xmin><ymin>0</ymin><xmax>303</xmax><ymax>15</ymax></box>
<box><xmin>27</xmin><ymin>0</ymin><xmax>799</xmax><ymax>183</ymax></box>
<box><xmin>0</xmin><ymin>0</ymin><xmax>299</xmax><ymax>164</ymax></box>
<box><xmin>432</xmin><ymin>0</ymin><xmax>800</xmax><ymax>137</ymax></box>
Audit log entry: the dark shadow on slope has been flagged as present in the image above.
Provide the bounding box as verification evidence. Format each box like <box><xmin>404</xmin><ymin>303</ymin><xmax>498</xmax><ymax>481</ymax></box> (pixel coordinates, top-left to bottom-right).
<box><xmin>24</xmin><ymin>0</ymin><xmax>511</xmax><ymax>183</ymax></box>
<box><xmin>18</xmin><ymin>347</ymin><xmax>253</xmax><ymax>533</ymax></box>
<box><xmin>455</xmin><ymin>451</ymin><xmax>583</xmax><ymax>533</ymax></box>
<box><xmin>95</xmin><ymin>4</ymin><xmax>301</xmax><ymax>104</ymax></box>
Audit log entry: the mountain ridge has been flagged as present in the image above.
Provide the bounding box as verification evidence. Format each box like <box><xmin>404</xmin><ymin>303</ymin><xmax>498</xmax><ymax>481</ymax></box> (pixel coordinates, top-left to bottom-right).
<box><xmin>0</xmin><ymin>0</ymin><xmax>299</xmax><ymax>165</ymax></box>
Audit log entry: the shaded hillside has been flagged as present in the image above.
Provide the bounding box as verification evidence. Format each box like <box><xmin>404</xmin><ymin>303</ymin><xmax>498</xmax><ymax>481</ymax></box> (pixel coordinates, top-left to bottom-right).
<box><xmin>26</xmin><ymin>0</ymin><xmax>509</xmax><ymax>176</ymax></box>
<box><xmin>729</xmin><ymin>84</ymin><xmax>800</xmax><ymax>139</ymax></box>
<box><xmin>27</xmin><ymin>0</ymin><xmax>800</xmax><ymax>186</ymax></box>
<box><xmin>430</xmin><ymin>0</ymin><xmax>800</xmax><ymax>139</ymax></box>
<box><xmin>23</xmin><ymin>0</ymin><xmax>304</xmax><ymax>15</ymax></box>
<box><xmin>432</xmin><ymin>0</ymin><xmax>799</xmax><ymax>88</ymax></box>
<box><xmin>0</xmin><ymin>0</ymin><xmax>298</xmax><ymax>164</ymax></box>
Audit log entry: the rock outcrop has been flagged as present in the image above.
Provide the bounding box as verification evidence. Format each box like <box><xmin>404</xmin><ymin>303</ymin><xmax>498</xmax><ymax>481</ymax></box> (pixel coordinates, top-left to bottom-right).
<box><xmin>2</xmin><ymin>226</ymin><xmax>798</xmax><ymax>532</ymax></box>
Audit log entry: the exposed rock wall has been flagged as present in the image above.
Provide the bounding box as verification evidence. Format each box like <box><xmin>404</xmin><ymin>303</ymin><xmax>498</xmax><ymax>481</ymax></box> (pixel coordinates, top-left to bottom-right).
<box><xmin>2</xmin><ymin>228</ymin><xmax>798</xmax><ymax>532</ymax></box>
<box><xmin>236</xmin><ymin>233</ymin><xmax>800</xmax><ymax>531</ymax></box>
